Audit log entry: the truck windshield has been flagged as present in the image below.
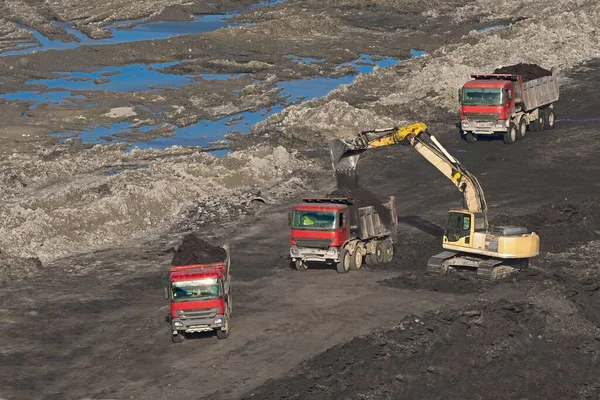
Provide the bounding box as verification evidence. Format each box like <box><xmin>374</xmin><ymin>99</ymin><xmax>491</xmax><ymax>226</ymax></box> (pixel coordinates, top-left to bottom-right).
<box><xmin>171</xmin><ymin>278</ymin><xmax>222</xmax><ymax>302</ymax></box>
<box><xmin>292</xmin><ymin>210</ymin><xmax>336</xmax><ymax>230</ymax></box>
<box><xmin>462</xmin><ymin>88</ymin><xmax>504</xmax><ymax>106</ymax></box>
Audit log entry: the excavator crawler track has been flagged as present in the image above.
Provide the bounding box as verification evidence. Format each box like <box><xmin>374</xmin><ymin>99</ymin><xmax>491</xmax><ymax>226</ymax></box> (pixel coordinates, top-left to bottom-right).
<box><xmin>427</xmin><ymin>251</ymin><xmax>458</xmax><ymax>276</ymax></box>
<box><xmin>475</xmin><ymin>259</ymin><xmax>504</xmax><ymax>280</ymax></box>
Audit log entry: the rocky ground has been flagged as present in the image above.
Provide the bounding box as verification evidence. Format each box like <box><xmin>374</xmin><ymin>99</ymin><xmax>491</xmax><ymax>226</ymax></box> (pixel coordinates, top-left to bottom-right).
<box><xmin>0</xmin><ymin>0</ymin><xmax>600</xmax><ymax>398</ymax></box>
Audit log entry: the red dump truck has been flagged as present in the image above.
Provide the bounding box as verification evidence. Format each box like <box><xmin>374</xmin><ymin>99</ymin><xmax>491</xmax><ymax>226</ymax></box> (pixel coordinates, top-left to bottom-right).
<box><xmin>289</xmin><ymin>197</ymin><xmax>397</xmax><ymax>273</ymax></box>
<box><xmin>459</xmin><ymin>65</ymin><xmax>559</xmax><ymax>144</ymax></box>
<box><xmin>166</xmin><ymin>243</ymin><xmax>232</xmax><ymax>343</ymax></box>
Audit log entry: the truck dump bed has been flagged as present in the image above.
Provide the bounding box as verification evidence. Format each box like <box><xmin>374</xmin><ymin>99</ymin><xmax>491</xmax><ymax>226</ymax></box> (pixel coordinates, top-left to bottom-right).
<box><xmin>357</xmin><ymin>197</ymin><xmax>397</xmax><ymax>239</ymax></box>
<box><xmin>521</xmin><ymin>68</ymin><xmax>559</xmax><ymax>111</ymax></box>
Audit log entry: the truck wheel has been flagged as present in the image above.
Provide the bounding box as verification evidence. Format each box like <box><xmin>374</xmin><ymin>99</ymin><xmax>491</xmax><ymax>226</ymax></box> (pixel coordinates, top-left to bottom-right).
<box><xmin>532</xmin><ymin>112</ymin><xmax>544</xmax><ymax>131</ymax></box>
<box><xmin>294</xmin><ymin>259</ymin><xmax>308</xmax><ymax>271</ymax></box>
<box><xmin>336</xmin><ymin>247</ymin><xmax>351</xmax><ymax>274</ymax></box>
<box><xmin>364</xmin><ymin>254</ymin><xmax>376</xmax><ymax>266</ymax></box>
<box><xmin>516</xmin><ymin>117</ymin><xmax>527</xmax><ymax>140</ymax></box>
<box><xmin>464</xmin><ymin>133</ymin><xmax>477</xmax><ymax>143</ymax></box>
<box><xmin>172</xmin><ymin>332</ymin><xmax>185</xmax><ymax>343</ymax></box>
<box><xmin>383</xmin><ymin>240</ymin><xmax>394</xmax><ymax>263</ymax></box>
<box><xmin>544</xmin><ymin>109</ymin><xmax>555</xmax><ymax>130</ymax></box>
<box><xmin>351</xmin><ymin>248</ymin><xmax>363</xmax><ymax>270</ymax></box>
<box><xmin>216</xmin><ymin>319</ymin><xmax>230</xmax><ymax>339</ymax></box>
<box><xmin>503</xmin><ymin>122</ymin><xmax>517</xmax><ymax>144</ymax></box>
<box><xmin>375</xmin><ymin>241</ymin><xmax>385</xmax><ymax>264</ymax></box>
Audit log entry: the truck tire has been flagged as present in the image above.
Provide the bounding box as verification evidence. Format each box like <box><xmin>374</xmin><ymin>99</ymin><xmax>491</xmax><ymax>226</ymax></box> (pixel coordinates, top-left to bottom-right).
<box><xmin>516</xmin><ymin>117</ymin><xmax>527</xmax><ymax>140</ymax></box>
<box><xmin>544</xmin><ymin>109</ymin><xmax>555</xmax><ymax>130</ymax></box>
<box><xmin>464</xmin><ymin>133</ymin><xmax>477</xmax><ymax>143</ymax></box>
<box><xmin>351</xmin><ymin>247</ymin><xmax>363</xmax><ymax>270</ymax></box>
<box><xmin>216</xmin><ymin>319</ymin><xmax>230</xmax><ymax>339</ymax></box>
<box><xmin>337</xmin><ymin>247</ymin><xmax>351</xmax><ymax>273</ymax></box>
<box><xmin>172</xmin><ymin>332</ymin><xmax>185</xmax><ymax>343</ymax></box>
<box><xmin>383</xmin><ymin>240</ymin><xmax>394</xmax><ymax>263</ymax></box>
<box><xmin>364</xmin><ymin>254</ymin><xmax>376</xmax><ymax>266</ymax></box>
<box><xmin>375</xmin><ymin>241</ymin><xmax>385</xmax><ymax>264</ymax></box>
<box><xmin>294</xmin><ymin>259</ymin><xmax>308</xmax><ymax>271</ymax></box>
<box><xmin>503</xmin><ymin>122</ymin><xmax>517</xmax><ymax>144</ymax></box>
<box><xmin>532</xmin><ymin>111</ymin><xmax>544</xmax><ymax>131</ymax></box>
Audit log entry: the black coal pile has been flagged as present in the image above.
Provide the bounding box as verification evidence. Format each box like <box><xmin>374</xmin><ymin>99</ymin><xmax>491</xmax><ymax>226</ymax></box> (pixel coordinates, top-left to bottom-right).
<box><xmin>171</xmin><ymin>233</ymin><xmax>227</xmax><ymax>266</ymax></box>
<box><xmin>330</xmin><ymin>171</ymin><xmax>393</xmax><ymax>229</ymax></box>
<box><xmin>493</xmin><ymin>63</ymin><xmax>552</xmax><ymax>81</ymax></box>
<box><xmin>244</xmin><ymin>299</ymin><xmax>600</xmax><ymax>400</ymax></box>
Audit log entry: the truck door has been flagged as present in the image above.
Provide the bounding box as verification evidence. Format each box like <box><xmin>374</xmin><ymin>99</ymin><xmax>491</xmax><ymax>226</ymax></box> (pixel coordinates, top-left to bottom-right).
<box><xmin>338</xmin><ymin>211</ymin><xmax>349</xmax><ymax>241</ymax></box>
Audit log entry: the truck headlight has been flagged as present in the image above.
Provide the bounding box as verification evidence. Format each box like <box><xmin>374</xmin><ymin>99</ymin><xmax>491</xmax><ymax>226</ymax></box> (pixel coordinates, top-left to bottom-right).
<box><xmin>291</xmin><ymin>248</ymin><xmax>299</xmax><ymax>255</ymax></box>
<box><xmin>214</xmin><ymin>318</ymin><xmax>223</xmax><ymax>325</ymax></box>
<box><xmin>495</xmin><ymin>122</ymin><xmax>505</xmax><ymax>128</ymax></box>
<box><xmin>173</xmin><ymin>321</ymin><xmax>183</xmax><ymax>328</ymax></box>
<box><xmin>461</xmin><ymin>121</ymin><xmax>469</xmax><ymax>127</ymax></box>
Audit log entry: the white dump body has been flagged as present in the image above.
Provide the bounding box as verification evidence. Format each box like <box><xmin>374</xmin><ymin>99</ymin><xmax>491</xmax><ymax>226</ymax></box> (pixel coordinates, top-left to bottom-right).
<box><xmin>521</xmin><ymin>68</ymin><xmax>559</xmax><ymax>111</ymax></box>
<box><xmin>357</xmin><ymin>197</ymin><xmax>397</xmax><ymax>240</ymax></box>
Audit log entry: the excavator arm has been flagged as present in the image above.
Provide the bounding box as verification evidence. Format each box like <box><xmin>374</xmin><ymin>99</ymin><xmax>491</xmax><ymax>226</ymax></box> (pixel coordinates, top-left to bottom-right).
<box><xmin>329</xmin><ymin>122</ymin><xmax>488</xmax><ymax>227</ymax></box>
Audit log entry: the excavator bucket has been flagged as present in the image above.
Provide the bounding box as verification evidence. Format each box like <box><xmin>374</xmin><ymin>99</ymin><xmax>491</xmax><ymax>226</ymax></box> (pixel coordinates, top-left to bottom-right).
<box><xmin>329</xmin><ymin>139</ymin><xmax>367</xmax><ymax>173</ymax></box>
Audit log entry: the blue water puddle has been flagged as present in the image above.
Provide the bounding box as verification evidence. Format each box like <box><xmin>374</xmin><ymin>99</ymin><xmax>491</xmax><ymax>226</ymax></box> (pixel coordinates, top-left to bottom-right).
<box><xmin>53</xmin><ymin>53</ymin><xmax>417</xmax><ymax>151</ymax></box>
<box><xmin>26</xmin><ymin>62</ymin><xmax>193</xmax><ymax>92</ymax></box>
<box><xmin>2</xmin><ymin>0</ymin><xmax>285</xmax><ymax>57</ymax></box>
<box><xmin>410</xmin><ymin>49</ymin><xmax>426</xmax><ymax>57</ymax></box>
<box><xmin>476</xmin><ymin>24</ymin><xmax>506</xmax><ymax>33</ymax></box>
<box><xmin>1</xmin><ymin>64</ymin><xmax>247</xmax><ymax>107</ymax></box>
<box><xmin>1</xmin><ymin>90</ymin><xmax>85</xmax><ymax>109</ymax></box>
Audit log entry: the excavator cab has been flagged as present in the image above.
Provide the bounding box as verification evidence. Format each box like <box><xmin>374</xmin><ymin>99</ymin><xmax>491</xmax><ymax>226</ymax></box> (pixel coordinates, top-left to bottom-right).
<box><xmin>443</xmin><ymin>211</ymin><xmax>487</xmax><ymax>247</ymax></box>
<box><xmin>444</xmin><ymin>211</ymin><xmax>473</xmax><ymax>245</ymax></box>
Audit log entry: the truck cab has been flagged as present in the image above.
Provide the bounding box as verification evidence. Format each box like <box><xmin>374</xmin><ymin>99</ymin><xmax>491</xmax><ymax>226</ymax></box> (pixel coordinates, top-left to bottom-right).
<box><xmin>459</xmin><ymin>76</ymin><xmax>518</xmax><ymax>135</ymax></box>
<box><xmin>459</xmin><ymin>69</ymin><xmax>558</xmax><ymax>144</ymax></box>
<box><xmin>289</xmin><ymin>201</ymin><xmax>351</xmax><ymax>266</ymax></box>
<box><xmin>167</xmin><ymin>258</ymin><xmax>231</xmax><ymax>343</ymax></box>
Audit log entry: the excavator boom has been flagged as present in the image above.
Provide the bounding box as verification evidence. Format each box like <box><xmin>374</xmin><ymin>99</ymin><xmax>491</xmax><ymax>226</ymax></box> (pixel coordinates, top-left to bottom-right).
<box><xmin>329</xmin><ymin>122</ymin><xmax>488</xmax><ymax>222</ymax></box>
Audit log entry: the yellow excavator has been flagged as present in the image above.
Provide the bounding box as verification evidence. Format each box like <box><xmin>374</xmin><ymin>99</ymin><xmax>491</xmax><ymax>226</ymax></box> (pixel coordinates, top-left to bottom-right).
<box><xmin>329</xmin><ymin>122</ymin><xmax>540</xmax><ymax>279</ymax></box>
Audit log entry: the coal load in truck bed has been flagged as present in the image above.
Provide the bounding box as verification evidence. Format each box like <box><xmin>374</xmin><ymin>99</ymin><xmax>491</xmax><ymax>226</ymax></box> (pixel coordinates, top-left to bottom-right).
<box><xmin>329</xmin><ymin>171</ymin><xmax>393</xmax><ymax>229</ymax></box>
<box><xmin>171</xmin><ymin>233</ymin><xmax>227</xmax><ymax>266</ymax></box>
<box><xmin>493</xmin><ymin>63</ymin><xmax>552</xmax><ymax>81</ymax></box>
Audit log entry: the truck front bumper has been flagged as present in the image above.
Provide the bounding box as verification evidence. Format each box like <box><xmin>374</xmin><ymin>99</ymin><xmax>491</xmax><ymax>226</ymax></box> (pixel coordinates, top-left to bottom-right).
<box><xmin>171</xmin><ymin>316</ymin><xmax>225</xmax><ymax>334</ymax></box>
<box><xmin>290</xmin><ymin>245</ymin><xmax>340</xmax><ymax>263</ymax></box>
<box><xmin>461</xmin><ymin>119</ymin><xmax>507</xmax><ymax>134</ymax></box>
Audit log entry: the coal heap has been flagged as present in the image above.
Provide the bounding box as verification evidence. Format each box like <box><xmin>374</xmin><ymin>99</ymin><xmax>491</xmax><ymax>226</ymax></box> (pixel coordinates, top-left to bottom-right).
<box><xmin>330</xmin><ymin>171</ymin><xmax>393</xmax><ymax>229</ymax></box>
<box><xmin>171</xmin><ymin>233</ymin><xmax>227</xmax><ymax>266</ymax></box>
<box><xmin>493</xmin><ymin>63</ymin><xmax>552</xmax><ymax>81</ymax></box>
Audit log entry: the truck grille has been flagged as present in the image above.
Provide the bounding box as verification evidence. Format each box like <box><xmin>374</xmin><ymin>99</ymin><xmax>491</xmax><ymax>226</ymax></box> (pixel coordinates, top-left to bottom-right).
<box><xmin>293</xmin><ymin>238</ymin><xmax>332</xmax><ymax>249</ymax></box>
<box><xmin>176</xmin><ymin>307</ymin><xmax>219</xmax><ymax>320</ymax></box>
<box><xmin>464</xmin><ymin>113</ymin><xmax>500</xmax><ymax>121</ymax></box>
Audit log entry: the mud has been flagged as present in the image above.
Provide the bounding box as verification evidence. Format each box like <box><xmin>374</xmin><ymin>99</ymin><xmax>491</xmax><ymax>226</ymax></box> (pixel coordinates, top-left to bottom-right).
<box><xmin>0</xmin><ymin>254</ymin><xmax>43</xmax><ymax>286</ymax></box>
<box><xmin>170</xmin><ymin>233</ymin><xmax>227</xmax><ymax>265</ymax></box>
<box><xmin>493</xmin><ymin>62</ymin><xmax>553</xmax><ymax>81</ymax></box>
<box><xmin>245</xmin><ymin>298</ymin><xmax>600</xmax><ymax>399</ymax></box>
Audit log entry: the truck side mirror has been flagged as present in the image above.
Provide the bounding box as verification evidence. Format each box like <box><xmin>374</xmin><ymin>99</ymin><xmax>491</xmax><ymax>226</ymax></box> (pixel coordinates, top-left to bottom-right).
<box><xmin>164</xmin><ymin>285</ymin><xmax>169</xmax><ymax>300</ymax></box>
<box><xmin>288</xmin><ymin>211</ymin><xmax>292</xmax><ymax>226</ymax></box>
<box><xmin>458</xmin><ymin>88</ymin><xmax>463</xmax><ymax>102</ymax></box>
